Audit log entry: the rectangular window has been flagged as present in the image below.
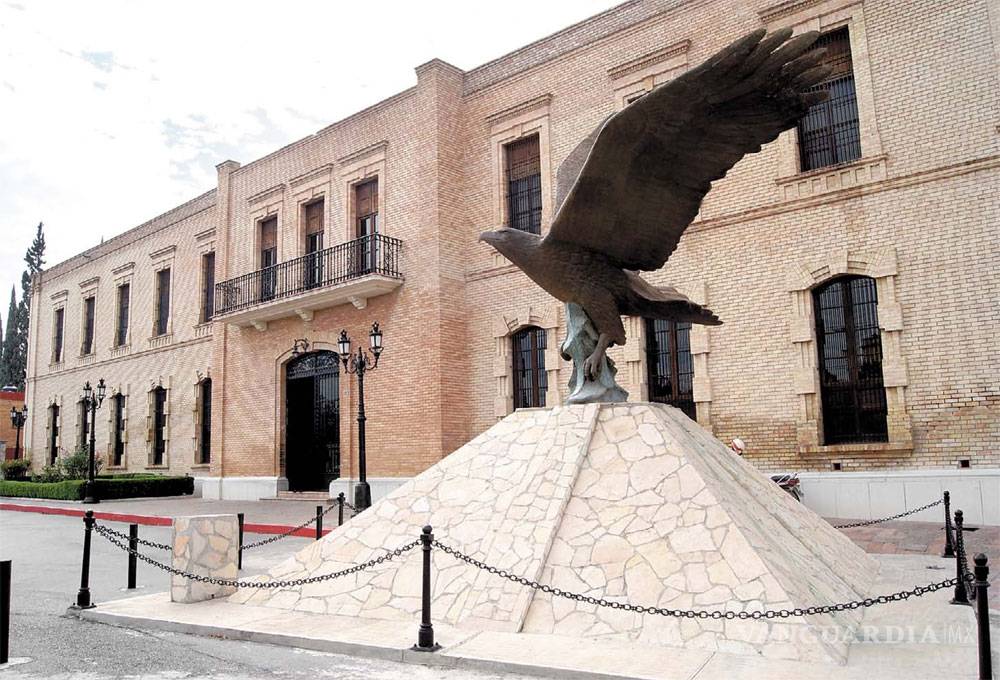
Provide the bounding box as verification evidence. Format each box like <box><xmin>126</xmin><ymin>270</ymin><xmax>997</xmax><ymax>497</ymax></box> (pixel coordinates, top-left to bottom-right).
<box><xmin>81</xmin><ymin>296</ymin><xmax>96</xmax><ymax>355</ymax></box>
<box><xmin>259</xmin><ymin>217</ymin><xmax>278</xmax><ymax>301</ymax></box>
<box><xmin>304</xmin><ymin>200</ymin><xmax>324</xmax><ymax>289</ymax></box>
<box><xmin>201</xmin><ymin>252</ymin><xmax>215</xmax><ymax>322</ymax></box>
<box><xmin>52</xmin><ymin>308</ymin><xmax>65</xmax><ymax>363</ymax></box>
<box><xmin>154</xmin><ymin>268</ymin><xmax>171</xmax><ymax>336</ymax></box>
<box><xmin>512</xmin><ymin>326</ymin><xmax>547</xmax><ymax>409</ymax></box>
<box><xmin>354</xmin><ymin>180</ymin><xmax>379</xmax><ymax>275</ymax></box>
<box><xmin>112</xmin><ymin>393</ymin><xmax>126</xmax><ymax>466</ymax></box>
<box><xmin>505</xmin><ymin>135</ymin><xmax>542</xmax><ymax>235</ymax></box>
<box><xmin>77</xmin><ymin>399</ymin><xmax>89</xmax><ymax>451</ymax></box>
<box><xmin>797</xmin><ymin>27</ymin><xmax>861</xmax><ymax>171</ymax></box>
<box><xmin>152</xmin><ymin>387</ymin><xmax>167</xmax><ymax>465</ymax></box>
<box><xmin>198</xmin><ymin>379</ymin><xmax>212</xmax><ymax>464</ymax></box>
<box><xmin>48</xmin><ymin>404</ymin><xmax>60</xmax><ymax>465</ymax></box>
<box><xmin>645</xmin><ymin>319</ymin><xmax>696</xmax><ymax>420</ymax></box>
<box><xmin>115</xmin><ymin>284</ymin><xmax>130</xmax><ymax>347</ymax></box>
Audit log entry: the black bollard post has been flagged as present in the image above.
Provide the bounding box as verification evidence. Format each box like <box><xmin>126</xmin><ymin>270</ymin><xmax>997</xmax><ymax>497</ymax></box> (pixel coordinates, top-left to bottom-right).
<box><xmin>942</xmin><ymin>491</ymin><xmax>955</xmax><ymax>558</ymax></box>
<box><xmin>974</xmin><ymin>554</ymin><xmax>992</xmax><ymax>680</ymax></box>
<box><xmin>952</xmin><ymin>510</ymin><xmax>971</xmax><ymax>606</ymax></box>
<box><xmin>237</xmin><ymin>512</ymin><xmax>245</xmax><ymax>570</ymax></box>
<box><xmin>315</xmin><ymin>505</ymin><xmax>323</xmax><ymax>541</ymax></box>
<box><xmin>127</xmin><ymin>524</ymin><xmax>138</xmax><ymax>590</ymax></box>
<box><xmin>337</xmin><ymin>492</ymin><xmax>345</xmax><ymax>527</ymax></box>
<box><xmin>1</xmin><ymin>560</ymin><xmax>10</xmax><ymax>664</ymax></box>
<box><xmin>74</xmin><ymin>510</ymin><xmax>96</xmax><ymax>609</ymax></box>
<box><xmin>411</xmin><ymin>525</ymin><xmax>441</xmax><ymax>653</ymax></box>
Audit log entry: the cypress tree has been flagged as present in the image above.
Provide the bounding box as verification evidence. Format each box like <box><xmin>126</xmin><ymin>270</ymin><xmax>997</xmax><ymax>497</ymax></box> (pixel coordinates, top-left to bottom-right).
<box><xmin>0</xmin><ymin>287</ymin><xmax>17</xmax><ymax>387</ymax></box>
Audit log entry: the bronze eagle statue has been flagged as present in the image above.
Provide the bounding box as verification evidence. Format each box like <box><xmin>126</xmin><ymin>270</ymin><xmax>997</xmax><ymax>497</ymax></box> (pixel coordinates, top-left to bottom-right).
<box><xmin>481</xmin><ymin>28</ymin><xmax>832</xmax><ymax>396</ymax></box>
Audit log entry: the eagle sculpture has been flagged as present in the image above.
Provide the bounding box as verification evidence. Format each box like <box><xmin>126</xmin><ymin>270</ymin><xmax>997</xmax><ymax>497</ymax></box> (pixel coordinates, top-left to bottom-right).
<box><xmin>480</xmin><ymin>28</ymin><xmax>832</xmax><ymax>403</ymax></box>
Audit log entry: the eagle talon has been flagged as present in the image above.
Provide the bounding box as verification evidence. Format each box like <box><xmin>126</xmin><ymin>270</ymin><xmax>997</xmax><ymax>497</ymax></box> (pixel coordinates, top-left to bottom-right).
<box><xmin>583</xmin><ymin>351</ymin><xmax>604</xmax><ymax>381</ymax></box>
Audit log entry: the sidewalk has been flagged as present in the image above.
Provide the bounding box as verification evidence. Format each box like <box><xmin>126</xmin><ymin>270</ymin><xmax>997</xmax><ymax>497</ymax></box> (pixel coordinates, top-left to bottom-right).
<box><xmin>0</xmin><ymin>495</ymin><xmax>354</xmax><ymax>537</ymax></box>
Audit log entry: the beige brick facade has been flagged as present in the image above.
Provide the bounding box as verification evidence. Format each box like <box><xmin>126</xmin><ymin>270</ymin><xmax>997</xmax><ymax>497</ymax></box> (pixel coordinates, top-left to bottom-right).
<box><xmin>24</xmin><ymin>0</ymin><xmax>1000</xmax><ymax>503</ymax></box>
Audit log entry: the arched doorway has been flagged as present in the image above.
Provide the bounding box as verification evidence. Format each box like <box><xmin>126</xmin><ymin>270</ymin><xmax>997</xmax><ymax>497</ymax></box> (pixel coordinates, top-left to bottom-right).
<box><xmin>285</xmin><ymin>351</ymin><xmax>340</xmax><ymax>491</ymax></box>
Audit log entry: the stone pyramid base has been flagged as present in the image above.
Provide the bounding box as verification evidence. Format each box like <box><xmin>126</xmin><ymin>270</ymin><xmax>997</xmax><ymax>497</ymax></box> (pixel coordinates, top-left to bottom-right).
<box><xmin>231</xmin><ymin>403</ymin><xmax>878</xmax><ymax>664</ymax></box>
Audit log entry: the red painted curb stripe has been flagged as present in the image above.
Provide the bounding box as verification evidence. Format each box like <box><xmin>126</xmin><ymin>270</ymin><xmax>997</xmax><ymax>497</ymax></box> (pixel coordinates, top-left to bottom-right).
<box><xmin>0</xmin><ymin>502</ymin><xmax>331</xmax><ymax>537</ymax></box>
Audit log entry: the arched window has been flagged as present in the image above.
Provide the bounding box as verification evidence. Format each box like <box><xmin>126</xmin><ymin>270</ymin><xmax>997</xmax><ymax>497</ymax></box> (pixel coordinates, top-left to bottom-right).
<box><xmin>813</xmin><ymin>275</ymin><xmax>888</xmax><ymax>443</ymax></box>
<box><xmin>512</xmin><ymin>326</ymin><xmax>547</xmax><ymax>409</ymax></box>
<box><xmin>645</xmin><ymin>319</ymin><xmax>695</xmax><ymax>420</ymax></box>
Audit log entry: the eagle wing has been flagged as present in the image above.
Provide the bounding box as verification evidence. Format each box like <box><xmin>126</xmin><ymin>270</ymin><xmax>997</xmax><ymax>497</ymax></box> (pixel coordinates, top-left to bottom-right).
<box><xmin>546</xmin><ymin>28</ymin><xmax>831</xmax><ymax>271</ymax></box>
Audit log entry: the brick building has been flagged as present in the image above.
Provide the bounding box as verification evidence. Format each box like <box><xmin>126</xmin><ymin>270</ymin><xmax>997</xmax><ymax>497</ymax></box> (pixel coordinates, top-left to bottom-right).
<box><xmin>1</xmin><ymin>389</ymin><xmax>26</xmax><ymax>460</ymax></box>
<box><xmin>23</xmin><ymin>0</ymin><xmax>1000</xmax><ymax>518</ymax></box>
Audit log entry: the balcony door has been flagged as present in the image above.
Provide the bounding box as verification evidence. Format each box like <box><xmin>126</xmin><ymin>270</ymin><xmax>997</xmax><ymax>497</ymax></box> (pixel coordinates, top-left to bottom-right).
<box><xmin>285</xmin><ymin>351</ymin><xmax>340</xmax><ymax>492</ymax></box>
<box><xmin>304</xmin><ymin>200</ymin><xmax>324</xmax><ymax>289</ymax></box>
<box><xmin>354</xmin><ymin>179</ymin><xmax>378</xmax><ymax>275</ymax></box>
<box><xmin>259</xmin><ymin>216</ymin><xmax>278</xmax><ymax>301</ymax></box>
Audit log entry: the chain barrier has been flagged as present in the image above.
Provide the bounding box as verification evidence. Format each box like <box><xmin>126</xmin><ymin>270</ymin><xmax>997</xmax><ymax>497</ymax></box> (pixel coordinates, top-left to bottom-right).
<box><xmin>93</xmin><ymin>522</ymin><xmax>416</xmax><ymax>588</ymax></box>
<box><xmin>97</xmin><ymin>524</ymin><xmax>172</xmax><ymax>552</ymax></box>
<box><xmin>432</xmin><ymin>539</ymin><xmax>970</xmax><ymax>620</ymax></box>
<box><xmin>833</xmin><ymin>497</ymin><xmax>943</xmax><ymax>529</ymax></box>
<box><xmin>241</xmin><ymin>504</ymin><xmax>340</xmax><ymax>550</ymax></box>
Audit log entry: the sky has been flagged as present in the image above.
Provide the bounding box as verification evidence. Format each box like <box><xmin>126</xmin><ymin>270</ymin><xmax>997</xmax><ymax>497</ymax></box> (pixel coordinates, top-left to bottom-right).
<box><xmin>0</xmin><ymin>0</ymin><xmax>621</xmax><ymax>318</ymax></box>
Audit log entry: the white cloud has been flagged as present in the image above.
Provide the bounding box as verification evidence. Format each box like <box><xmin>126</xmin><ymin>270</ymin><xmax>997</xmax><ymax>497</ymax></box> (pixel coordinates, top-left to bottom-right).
<box><xmin>0</xmin><ymin>0</ymin><xmax>620</xmax><ymax>308</ymax></box>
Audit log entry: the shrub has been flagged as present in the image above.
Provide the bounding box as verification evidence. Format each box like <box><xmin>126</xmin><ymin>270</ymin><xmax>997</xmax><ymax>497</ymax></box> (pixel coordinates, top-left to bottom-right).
<box><xmin>0</xmin><ymin>458</ymin><xmax>32</xmax><ymax>480</ymax></box>
<box><xmin>0</xmin><ymin>479</ymin><xmax>85</xmax><ymax>500</ymax></box>
<box><xmin>0</xmin><ymin>474</ymin><xmax>193</xmax><ymax>500</ymax></box>
<box><xmin>32</xmin><ymin>465</ymin><xmax>64</xmax><ymax>483</ymax></box>
<box><xmin>61</xmin><ymin>448</ymin><xmax>104</xmax><ymax>479</ymax></box>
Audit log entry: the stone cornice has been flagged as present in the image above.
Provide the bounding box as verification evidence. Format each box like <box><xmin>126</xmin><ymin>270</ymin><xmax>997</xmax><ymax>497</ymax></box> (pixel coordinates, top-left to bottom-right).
<box><xmin>337</xmin><ymin>141</ymin><xmax>388</xmax><ymax>167</ymax></box>
<box><xmin>246</xmin><ymin>184</ymin><xmax>285</xmax><ymax>207</ymax></box>
<box><xmin>111</xmin><ymin>262</ymin><xmax>135</xmax><ymax>277</ymax></box>
<box><xmin>608</xmin><ymin>39</ymin><xmax>690</xmax><ymax>80</ymax></box>
<box><xmin>485</xmin><ymin>94</ymin><xmax>553</xmax><ymax>126</ymax></box>
<box><xmin>148</xmin><ymin>245</ymin><xmax>177</xmax><ymax>261</ymax></box>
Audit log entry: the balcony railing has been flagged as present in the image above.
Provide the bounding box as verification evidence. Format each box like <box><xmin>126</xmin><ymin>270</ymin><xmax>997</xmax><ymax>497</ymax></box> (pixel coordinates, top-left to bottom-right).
<box><xmin>215</xmin><ymin>233</ymin><xmax>402</xmax><ymax>317</ymax></box>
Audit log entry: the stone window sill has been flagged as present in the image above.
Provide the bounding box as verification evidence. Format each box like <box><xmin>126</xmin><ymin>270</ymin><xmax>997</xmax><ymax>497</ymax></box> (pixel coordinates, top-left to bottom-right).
<box><xmin>145</xmin><ymin>465</ymin><xmax>170</xmax><ymax>471</ymax></box>
<box><xmin>798</xmin><ymin>441</ymin><xmax>914</xmax><ymax>458</ymax></box>
<box><xmin>190</xmin><ymin>464</ymin><xmax>211</xmax><ymax>470</ymax></box>
<box><xmin>776</xmin><ymin>154</ymin><xmax>888</xmax><ymax>201</ymax></box>
<box><xmin>148</xmin><ymin>333</ymin><xmax>173</xmax><ymax>349</ymax></box>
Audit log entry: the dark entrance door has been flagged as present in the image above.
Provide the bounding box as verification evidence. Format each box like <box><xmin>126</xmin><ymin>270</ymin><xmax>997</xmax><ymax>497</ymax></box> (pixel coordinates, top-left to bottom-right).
<box><xmin>285</xmin><ymin>351</ymin><xmax>340</xmax><ymax>491</ymax></box>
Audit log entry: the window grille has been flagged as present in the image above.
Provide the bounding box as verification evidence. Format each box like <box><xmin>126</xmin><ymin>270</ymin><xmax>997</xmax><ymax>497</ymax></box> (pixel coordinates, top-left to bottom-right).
<box><xmin>813</xmin><ymin>275</ymin><xmax>888</xmax><ymax>443</ymax></box>
<box><xmin>201</xmin><ymin>253</ymin><xmax>215</xmax><ymax>322</ymax></box>
<box><xmin>112</xmin><ymin>394</ymin><xmax>126</xmax><ymax>466</ymax></box>
<box><xmin>198</xmin><ymin>379</ymin><xmax>212</xmax><ymax>465</ymax></box>
<box><xmin>48</xmin><ymin>404</ymin><xmax>59</xmax><ymax>465</ymax></box>
<box><xmin>52</xmin><ymin>308</ymin><xmax>64</xmax><ymax>363</ymax></box>
<box><xmin>512</xmin><ymin>326</ymin><xmax>547</xmax><ymax>409</ymax></box>
<box><xmin>116</xmin><ymin>284</ymin><xmax>130</xmax><ymax>347</ymax></box>
<box><xmin>154</xmin><ymin>269</ymin><xmax>171</xmax><ymax>336</ymax></box>
<box><xmin>81</xmin><ymin>297</ymin><xmax>96</xmax><ymax>355</ymax></box>
<box><xmin>797</xmin><ymin>27</ymin><xmax>861</xmax><ymax>171</ymax></box>
<box><xmin>505</xmin><ymin>135</ymin><xmax>542</xmax><ymax>235</ymax></box>
<box><xmin>77</xmin><ymin>399</ymin><xmax>89</xmax><ymax>451</ymax></box>
<box><xmin>645</xmin><ymin>318</ymin><xmax>696</xmax><ymax>420</ymax></box>
<box><xmin>152</xmin><ymin>386</ymin><xmax>167</xmax><ymax>465</ymax></box>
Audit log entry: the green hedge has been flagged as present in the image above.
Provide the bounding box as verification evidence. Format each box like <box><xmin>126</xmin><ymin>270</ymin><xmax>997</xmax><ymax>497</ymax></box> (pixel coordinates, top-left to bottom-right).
<box><xmin>0</xmin><ymin>475</ymin><xmax>194</xmax><ymax>500</ymax></box>
<box><xmin>0</xmin><ymin>479</ymin><xmax>86</xmax><ymax>500</ymax></box>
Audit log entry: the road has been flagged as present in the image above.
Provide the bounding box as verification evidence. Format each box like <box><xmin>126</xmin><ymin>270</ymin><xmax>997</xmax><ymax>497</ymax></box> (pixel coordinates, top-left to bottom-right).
<box><xmin>0</xmin><ymin>510</ymin><xmax>534</xmax><ymax>680</ymax></box>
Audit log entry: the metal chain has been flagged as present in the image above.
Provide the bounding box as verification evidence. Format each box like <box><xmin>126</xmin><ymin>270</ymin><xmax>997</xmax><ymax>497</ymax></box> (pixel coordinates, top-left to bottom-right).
<box><xmin>241</xmin><ymin>503</ymin><xmax>340</xmax><ymax>550</ymax></box>
<box><xmin>94</xmin><ymin>522</ymin><xmax>417</xmax><ymax>588</ymax></box>
<box><xmin>833</xmin><ymin>497</ymin><xmax>943</xmax><ymax>529</ymax></box>
<box><xmin>432</xmin><ymin>539</ymin><xmax>970</xmax><ymax>620</ymax></box>
<box><xmin>97</xmin><ymin>524</ymin><xmax>172</xmax><ymax>552</ymax></box>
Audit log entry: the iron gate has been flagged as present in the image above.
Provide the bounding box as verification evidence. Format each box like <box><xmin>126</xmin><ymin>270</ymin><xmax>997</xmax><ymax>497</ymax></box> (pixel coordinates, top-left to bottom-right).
<box><xmin>285</xmin><ymin>351</ymin><xmax>341</xmax><ymax>491</ymax></box>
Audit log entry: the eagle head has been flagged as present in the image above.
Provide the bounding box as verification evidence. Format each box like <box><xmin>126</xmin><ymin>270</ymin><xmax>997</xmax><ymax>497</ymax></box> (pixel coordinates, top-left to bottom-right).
<box><xmin>479</xmin><ymin>227</ymin><xmax>538</xmax><ymax>264</ymax></box>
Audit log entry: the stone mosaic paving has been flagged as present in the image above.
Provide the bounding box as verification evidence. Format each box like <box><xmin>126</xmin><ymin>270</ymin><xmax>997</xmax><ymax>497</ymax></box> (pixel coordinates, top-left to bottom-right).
<box><xmin>172</xmin><ymin>514</ymin><xmax>239</xmax><ymax>603</ymax></box>
<box><xmin>230</xmin><ymin>403</ymin><xmax>875</xmax><ymax>663</ymax></box>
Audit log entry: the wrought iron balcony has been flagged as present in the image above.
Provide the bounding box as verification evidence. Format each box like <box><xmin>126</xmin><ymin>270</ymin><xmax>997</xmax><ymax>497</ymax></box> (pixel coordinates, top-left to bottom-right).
<box><xmin>214</xmin><ymin>233</ymin><xmax>403</xmax><ymax>329</ymax></box>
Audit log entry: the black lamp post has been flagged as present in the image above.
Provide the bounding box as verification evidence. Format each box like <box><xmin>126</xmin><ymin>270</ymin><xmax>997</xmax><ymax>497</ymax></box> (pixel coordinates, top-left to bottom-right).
<box><xmin>81</xmin><ymin>378</ymin><xmax>106</xmax><ymax>504</ymax></box>
<box><xmin>9</xmin><ymin>405</ymin><xmax>26</xmax><ymax>460</ymax></box>
<box><xmin>339</xmin><ymin>322</ymin><xmax>383</xmax><ymax>511</ymax></box>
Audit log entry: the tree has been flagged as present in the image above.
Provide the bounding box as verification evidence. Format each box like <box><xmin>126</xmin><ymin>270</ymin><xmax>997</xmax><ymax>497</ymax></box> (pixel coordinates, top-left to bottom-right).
<box><xmin>1</xmin><ymin>223</ymin><xmax>45</xmax><ymax>389</ymax></box>
<box><xmin>0</xmin><ymin>287</ymin><xmax>17</xmax><ymax>387</ymax></box>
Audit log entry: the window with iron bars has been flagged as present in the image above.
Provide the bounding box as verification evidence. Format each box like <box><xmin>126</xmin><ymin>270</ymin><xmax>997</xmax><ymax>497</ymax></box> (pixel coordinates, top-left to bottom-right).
<box><xmin>512</xmin><ymin>326</ymin><xmax>547</xmax><ymax>409</ymax></box>
<box><xmin>645</xmin><ymin>318</ymin><xmax>696</xmax><ymax>420</ymax></box>
<box><xmin>813</xmin><ymin>275</ymin><xmax>888</xmax><ymax>444</ymax></box>
<box><xmin>796</xmin><ymin>27</ymin><xmax>862</xmax><ymax>171</ymax></box>
<box><xmin>505</xmin><ymin>135</ymin><xmax>542</xmax><ymax>235</ymax></box>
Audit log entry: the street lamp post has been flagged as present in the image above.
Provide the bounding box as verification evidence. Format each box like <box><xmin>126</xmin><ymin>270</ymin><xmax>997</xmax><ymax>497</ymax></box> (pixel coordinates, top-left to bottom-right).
<box><xmin>9</xmin><ymin>405</ymin><xmax>27</xmax><ymax>460</ymax></box>
<box><xmin>81</xmin><ymin>378</ymin><xmax>106</xmax><ymax>505</ymax></box>
<box><xmin>339</xmin><ymin>322</ymin><xmax>384</xmax><ymax>512</ymax></box>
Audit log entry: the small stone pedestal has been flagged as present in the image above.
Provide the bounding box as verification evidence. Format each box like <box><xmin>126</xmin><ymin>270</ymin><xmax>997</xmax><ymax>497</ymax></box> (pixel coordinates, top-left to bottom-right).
<box><xmin>171</xmin><ymin>515</ymin><xmax>239</xmax><ymax>603</ymax></box>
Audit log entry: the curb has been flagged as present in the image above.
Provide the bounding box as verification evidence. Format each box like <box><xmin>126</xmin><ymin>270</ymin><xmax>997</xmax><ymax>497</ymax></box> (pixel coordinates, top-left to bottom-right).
<box><xmin>0</xmin><ymin>501</ymin><xmax>331</xmax><ymax>538</ymax></box>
